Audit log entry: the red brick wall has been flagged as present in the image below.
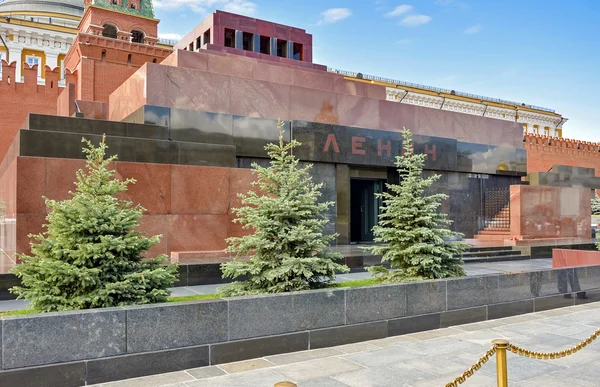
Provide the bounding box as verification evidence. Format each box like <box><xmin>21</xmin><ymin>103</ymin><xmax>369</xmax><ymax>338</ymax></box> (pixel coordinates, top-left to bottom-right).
<box><xmin>0</xmin><ymin>156</ymin><xmax>255</xmax><ymax>260</ymax></box>
<box><xmin>0</xmin><ymin>61</ymin><xmax>61</xmax><ymax>162</ymax></box>
<box><xmin>525</xmin><ymin>134</ymin><xmax>600</xmax><ymax>176</ymax></box>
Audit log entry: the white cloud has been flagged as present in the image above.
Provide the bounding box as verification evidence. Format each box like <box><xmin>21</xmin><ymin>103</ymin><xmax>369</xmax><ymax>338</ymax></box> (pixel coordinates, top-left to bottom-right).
<box><xmin>464</xmin><ymin>24</ymin><xmax>481</xmax><ymax>34</ymax></box>
<box><xmin>154</xmin><ymin>0</ymin><xmax>257</xmax><ymax>16</ymax></box>
<box><xmin>399</xmin><ymin>14</ymin><xmax>431</xmax><ymax>26</ymax></box>
<box><xmin>385</xmin><ymin>4</ymin><xmax>413</xmax><ymax>17</ymax></box>
<box><xmin>318</xmin><ymin>8</ymin><xmax>352</xmax><ymax>25</ymax></box>
<box><xmin>158</xmin><ymin>32</ymin><xmax>183</xmax><ymax>41</ymax></box>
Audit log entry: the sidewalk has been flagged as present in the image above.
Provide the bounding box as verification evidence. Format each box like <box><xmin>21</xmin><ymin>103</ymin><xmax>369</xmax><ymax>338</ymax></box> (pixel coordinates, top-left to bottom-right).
<box><xmin>0</xmin><ymin>259</ymin><xmax>553</xmax><ymax>312</ymax></box>
<box><xmin>89</xmin><ymin>302</ymin><xmax>600</xmax><ymax>387</ymax></box>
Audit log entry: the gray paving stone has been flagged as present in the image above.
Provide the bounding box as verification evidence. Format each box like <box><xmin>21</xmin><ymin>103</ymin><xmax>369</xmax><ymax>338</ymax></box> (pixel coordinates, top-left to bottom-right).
<box><xmin>480</xmin><ymin>355</ymin><xmax>566</xmax><ymax>382</ymax></box>
<box><xmin>297</xmin><ymin>377</ymin><xmax>351</xmax><ymax>387</ymax></box>
<box><xmin>218</xmin><ymin>359</ymin><xmax>274</xmax><ymax>374</ymax></box>
<box><xmin>274</xmin><ymin>357</ymin><xmax>363</xmax><ymax>381</ymax></box>
<box><xmin>266</xmin><ymin>348</ymin><xmax>343</xmax><ymax>366</ymax></box>
<box><xmin>97</xmin><ymin>371</ymin><xmax>195</xmax><ymax>387</ymax></box>
<box><xmin>184</xmin><ymin>366</ymin><xmax>226</xmax><ymax>380</ymax></box>
<box><xmin>342</xmin><ymin>345</ymin><xmax>423</xmax><ymax>367</ymax></box>
<box><xmin>333</xmin><ymin>342</ymin><xmax>381</xmax><ymax>354</ymax></box>
<box><xmin>184</xmin><ymin>369</ymin><xmax>288</xmax><ymax>387</ymax></box>
<box><xmin>331</xmin><ymin>364</ymin><xmax>434</xmax><ymax>387</ymax></box>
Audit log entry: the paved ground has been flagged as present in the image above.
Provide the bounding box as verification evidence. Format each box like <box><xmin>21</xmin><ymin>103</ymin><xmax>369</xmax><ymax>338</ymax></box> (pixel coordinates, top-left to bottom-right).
<box><xmin>89</xmin><ymin>302</ymin><xmax>600</xmax><ymax>387</ymax></box>
<box><xmin>0</xmin><ymin>259</ymin><xmax>553</xmax><ymax>312</ymax></box>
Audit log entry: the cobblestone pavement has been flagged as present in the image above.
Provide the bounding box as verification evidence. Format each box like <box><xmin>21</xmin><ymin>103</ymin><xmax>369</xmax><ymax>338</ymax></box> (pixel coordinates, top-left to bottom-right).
<box><xmin>90</xmin><ymin>302</ymin><xmax>600</xmax><ymax>387</ymax></box>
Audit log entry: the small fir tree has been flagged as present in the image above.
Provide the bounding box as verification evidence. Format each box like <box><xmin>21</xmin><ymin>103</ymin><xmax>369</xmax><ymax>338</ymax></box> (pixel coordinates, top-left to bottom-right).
<box><xmin>592</xmin><ymin>195</ymin><xmax>600</xmax><ymax>215</ymax></box>
<box><xmin>364</xmin><ymin>128</ymin><xmax>468</xmax><ymax>282</ymax></box>
<box><xmin>218</xmin><ymin>121</ymin><xmax>349</xmax><ymax>296</ymax></box>
<box><xmin>10</xmin><ymin>137</ymin><xmax>178</xmax><ymax>312</ymax></box>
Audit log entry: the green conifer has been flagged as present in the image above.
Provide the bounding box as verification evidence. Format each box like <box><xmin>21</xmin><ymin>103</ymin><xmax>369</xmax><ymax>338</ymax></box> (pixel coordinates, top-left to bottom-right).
<box><xmin>11</xmin><ymin>137</ymin><xmax>178</xmax><ymax>312</ymax></box>
<box><xmin>218</xmin><ymin>121</ymin><xmax>349</xmax><ymax>296</ymax></box>
<box><xmin>592</xmin><ymin>195</ymin><xmax>600</xmax><ymax>215</ymax></box>
<box><xmin>364</xmin><ymin>128</ymin><xmax>468</xmax><ymax>281</ymax></box>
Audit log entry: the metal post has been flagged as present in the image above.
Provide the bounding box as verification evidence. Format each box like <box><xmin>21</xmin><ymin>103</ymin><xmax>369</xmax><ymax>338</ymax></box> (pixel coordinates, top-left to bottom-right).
<box><xmin>493</xmin><ymin>339</ymin><xmax>509</xmax><ymax>387</ymax></box>
<box><xmin>274</xmin><ymin>383</ymin><xmax>297</xmax><ymax>387</ymax></box>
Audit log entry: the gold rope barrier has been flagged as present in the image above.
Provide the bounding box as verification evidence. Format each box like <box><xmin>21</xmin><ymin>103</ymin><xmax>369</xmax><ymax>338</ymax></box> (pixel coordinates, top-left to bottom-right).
<box><xmin>445</xmin><ymin>327</ymin><xmax>600</xmax><ymax>387</ymax></box>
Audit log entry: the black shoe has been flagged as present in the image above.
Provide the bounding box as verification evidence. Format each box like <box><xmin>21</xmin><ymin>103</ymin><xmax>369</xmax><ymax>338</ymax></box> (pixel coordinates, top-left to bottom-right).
<box><xmin>576</xmin><ymin>292</ymin><xmax>588</xmax><ymax>300</ymax></box>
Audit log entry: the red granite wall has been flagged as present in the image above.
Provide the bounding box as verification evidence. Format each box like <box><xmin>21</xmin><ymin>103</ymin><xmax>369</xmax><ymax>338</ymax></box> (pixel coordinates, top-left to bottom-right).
<box><xmin>510</xmin><ymin>185</ymin><xmax>592</xmax><ymax>240</ymax></box>
<box><xmin>109</xmin><ymin>49</ymin><xmax>525</xmax><ymax>149</ymax></box>
<box><xmin>0</xmin><ymin>156</ymin><xmax>255</xmax><ymax>261</ymax></box>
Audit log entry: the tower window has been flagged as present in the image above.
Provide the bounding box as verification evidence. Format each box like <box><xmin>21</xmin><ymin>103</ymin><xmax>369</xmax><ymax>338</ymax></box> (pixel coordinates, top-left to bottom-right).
<box><xmin>127</xmin><ymin>54</ymin><xmax>132</xmax><ymax>66</ymax></box>
<box><xmin>259</xmin><ymin>35</ymin><xmax>270</xmax><ymax>54</ymax></box>
<box><xmin>102</xmin><ymin>24</ymin><xmax>118</xmax><ymax>39</ymax></box>
<box><xmin>224</xmin><ymin>29</ymin><xmax>235</xmax><ymax>48</ymax></box>
<box><xmin>131</xmin><ymin>30</ymin><xmax>145</xmax><ymax>44</ymax></box>
<box><xmin>131</xmin><ymin>3</ymin><xmax>137</xmax><ymax>9</ymax></box>
<box><xmin>276</xmin><ymin>39</ymin><xmax>288</xmax><ymax>57</ymax></box>
<box><xmin>203</xmin><ymin>29</ymin><xmax>211</xmax><ymax>45</ymax></box>
<box><xmin>242</xmin><ymin>32</ymin><xmax>253</xmax><ymax>51</ymax></box>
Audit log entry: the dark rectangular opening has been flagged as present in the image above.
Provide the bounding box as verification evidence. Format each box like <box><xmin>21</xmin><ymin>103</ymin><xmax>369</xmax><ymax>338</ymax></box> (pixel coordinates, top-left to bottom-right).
<box><xmin>259</xmin><ymin>35</ymin><xmax>270</xmax><ymax>54</ymax></box>
<box><xmin>242</xmin><ymin>32</ymin><xmax>253</xmax><ymax>51</ymax></box>
<box><xmin>350</xmin><ymin>179</ymin><xmax>384</xmax><ymax>243</ymax></box>
<box><xmin>203</xmin><ymin>29</ymin><xmax>211</xmax><ymax>45</ymax></box>
<box><xmin>276</xmin><ymin>39</ymin><xmax>288</xmax><ymax>57</ymax></box>
<box><xmin>293</xmin><ymin>43</ymin><xmax>303</xmax><ymax>60</ymax></box>
<box><xmin>224</xmin><ymin>28</ymin><xmax>235</xmax><ymax>48</ymax></box>
<box><xmin>196</xmin><ymin>37</ymin><xmax>201</xmax><ymax>50</ymax></box>
<box><xmin>188</xmin><ymin>42</ymin><xmax>194</xmax><ymax>51</ymax></box>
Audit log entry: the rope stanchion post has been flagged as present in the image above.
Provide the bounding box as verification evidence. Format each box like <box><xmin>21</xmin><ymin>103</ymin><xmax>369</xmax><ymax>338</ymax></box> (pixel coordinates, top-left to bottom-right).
<box><xmin>274</xmin><ymin>382</ymin><xmax>297</xmax><ymax>387</ymax></box>
<box><xmin>492</xmin><ymin>340</ymin><xmax>509</xmax><ymax>387</ymax></box>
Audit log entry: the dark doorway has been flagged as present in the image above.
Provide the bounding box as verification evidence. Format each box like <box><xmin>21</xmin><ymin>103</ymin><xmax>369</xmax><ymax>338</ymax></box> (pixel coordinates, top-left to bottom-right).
<box><xmin>350</xmin><ymin>179</ymin><xmax>384</xmax><ymax>243</ymax></box>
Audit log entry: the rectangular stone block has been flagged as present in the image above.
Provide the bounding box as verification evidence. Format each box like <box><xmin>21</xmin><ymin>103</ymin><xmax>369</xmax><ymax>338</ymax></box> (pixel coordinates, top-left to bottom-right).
<box><xmin>446</xmin><ymin>276</ymin><xmax>499</xmax><ymax>310</ymax></box>
<box><xmin>387</xmin><ymin>313</ymin><xmax>441</xmax><ymax>337</ymax></box>
<box><xmin>345</xmin><ymin>284</ymin><xmax>407</xmax><ymax>324</ymax></box>
<box><xmin>126</xmin><ymin>301</ymin><xmax>228</xmax><ymax>353</ymax></box>
<box><xmin>227</xmin><ymin>289</ymin><xmax>345</xmax><ymax>340</ymax></box>
<box><xmin>0</xmin><ymin>362</ymin><xmax>85</xmax><ymax>387</ymax></box>
<box><xmin>534</xmin><ymin>294</ymin><xmax>575</xmax><ymax>312</ymax></box>
<box><xmin>405</xmin><ymin>280</ymin><xmax>446</xmax><ymax>316</ymax></box>
<box><xmin>440</xmin><ymin>306</ymin><xmax>487</xmax><ymax>327</ymax></box>
<box><xmin>309</xmin><ymin>321</ymin><xmax>387</xmax><ymax>349</ymax></box>
<box><xmin>497</xmin><ymin>273</ymin><xmax>536</xmax><ymax>303</ymax></box>
<box><xmin>86</xmin><ymin>345</ymin><xmax>209</xmax><ymax>385</ymax></box>
<box><xmin>210</xmin><ymin>332</ymin><xmax>308</xmax><ymax>365</ymax></box>
<box><xmin>2</xmin><ymin>309</ymin><xmax>126</xmax><ymax>369</ymax></box>
<box><xmin>487</xmin><ymin>300</ymin><xmax>534</xmax><ymax>320</ymax></box>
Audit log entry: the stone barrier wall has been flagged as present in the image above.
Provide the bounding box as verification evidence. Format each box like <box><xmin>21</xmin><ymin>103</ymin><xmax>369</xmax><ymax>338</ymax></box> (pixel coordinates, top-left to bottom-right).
<box><xmin>2</xmin><ymin>265</ymin><xmax>600</xmax><ymax>387</ymax></box>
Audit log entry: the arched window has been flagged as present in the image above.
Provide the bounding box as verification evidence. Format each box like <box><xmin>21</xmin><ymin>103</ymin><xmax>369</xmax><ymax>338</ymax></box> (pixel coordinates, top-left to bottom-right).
<box><xmin>131</xmin><ymin>2</ymin><xmax>137</xmax><ymax>9</ymax></box>
<box><xmin>101</xmin><ymin>50</ymin><xmax>106</xmax><ymax>62</ymax></box>
<box><xmin>131</xmin><ymin>30</ymin><xmax>145</xmax><ymax>44</ymax></box>
<box><xmin>127</xmin><ymin>54</ymin><xmax>132</xmax><ymax>66</ymax></box>
<box><xmin>102</xmin><ymin>24</ymin><xmax>118</xmax><ymax>39</ymax></box>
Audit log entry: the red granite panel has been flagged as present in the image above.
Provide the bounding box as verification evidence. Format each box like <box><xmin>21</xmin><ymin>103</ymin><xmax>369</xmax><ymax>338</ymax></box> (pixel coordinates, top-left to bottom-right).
<box><xmin>207</xmin><ymin>54</ymin><xmax>254</xmax><ymax>79</ymax></box>
<box><xmin>253</xmin><ymin>62</ymin><xmax>294</xmax><ymax>85</ymax></box>
<box><xmin>1</xmin><ymin>157</ymin><xmax>18</xmax><ymax>218</ymax></box>
<box><xmin>552</xmin><ymin>249</ymin><xmax>600</xmax><ymax>268</ymax></box>
<box><xmin>115</xmin><ymin>162</ymin><xmax>171</xmax><ymax>215</ymax></box>
<box><xmin>336</xmin><ymin>94</ymin><xmax>379</xmax><ymax>128</ymax></box>
<box><xmin>108</xmin><ymin>64</ymin><xmax>148</xmax><ymax>121</ymax></box>
<box><xmin>257</xmin><ymin>20</ymin><xmax>275</xmax><ymax>36</ymax></box>
<box><xmin>414</xmin><ymin>106</ymin><xmax>454</xmax><ymax>137</ymax></box>
<box><xmin>16</xmin><ymin>157</ymin><xmax>46</xmax><ymax>214</ymax></box>
<box><xmin>167</xmin><ymin>214</ymin><xmax>229</xmax><ymax>252</ymax></box>
<box><xmin>509</xmin><ymin>185</ymin><xmax>522</xmax><ymax>237</ymax></box>
<box><xmin>163</xmin><ymin>66</ymin><xmax>230</xmax><ymax>114</ymax></box>
<box><xmin>137</xmin><ymin>214</ymin><xmax>168</xmax><ymax>258</ymax></box>
<box><xmin>290</xmin><ymin>87</ymin><xmax>339</xmax><ymax>124</ymax></box>
<box><xmin>379</xmin><ymin>100</ymin><xmax>418</xmax><ymax>133</ymax></box>
<box><xmin>145</xmin><ymin>62</ymin><xmax>168</xmax><ymax>107</ymax></box>
<box><xmin>366</xmin><ymin>83</ymin><xmax>387</xmax><ymax>100</ymax></box>
<box><xmin>292</xmin><ymin>69</ymin><xmax>334</xmax><ymax>91</ymax></box>
<box><xmin>171</xmin><ymin>165</ymin><xmax>230</xmax><ymax>215</ymax></box>
<box><xmin>228</xmin><ymin>168</ymin><xmax>256</xmax><ymax>213</ymax></box>
<box><xmin>45</xmin><ymin>158</ymin><xmax>87</xmax><ymax>203</ymax></box>
<box><xmin>229</xmin><ymin>77</ymin><xmax>290</xmax><ymax>120</ymax></box>
<box><xmin>16</xmin><ymin>213</ymin><xmax>46</xmax><ymax>257</ymax></box>
<box><xmin>333</xmin><ymin>78</ymin><xmax>368</xmax><ymax>97</ymax></box>
<box><xmin>174</xmin><ymin>49</ymin><xmax>209</xmax><ymax>71</ymax></box>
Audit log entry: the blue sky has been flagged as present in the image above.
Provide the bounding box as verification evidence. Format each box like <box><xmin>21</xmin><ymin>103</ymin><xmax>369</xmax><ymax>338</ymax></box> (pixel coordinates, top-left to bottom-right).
<box><xmin>154</xmin><ymin>0</ymin><xmax>600</xmax><ymax>141</ymax></box>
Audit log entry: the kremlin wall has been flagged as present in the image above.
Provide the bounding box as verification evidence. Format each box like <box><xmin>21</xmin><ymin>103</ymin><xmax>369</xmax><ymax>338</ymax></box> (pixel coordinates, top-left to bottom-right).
<box><xmin>0</xmin><ymin>2</ymin><xmax>598</xmax><ymax>266</ymax></box>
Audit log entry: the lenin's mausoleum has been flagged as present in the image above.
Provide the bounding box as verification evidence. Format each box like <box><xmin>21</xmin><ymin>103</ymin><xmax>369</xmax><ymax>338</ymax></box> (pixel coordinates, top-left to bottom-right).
<box><xmin>0</xmin><ymin>0</ymin><xmax>599</xmax><ymax>272</ymax></box>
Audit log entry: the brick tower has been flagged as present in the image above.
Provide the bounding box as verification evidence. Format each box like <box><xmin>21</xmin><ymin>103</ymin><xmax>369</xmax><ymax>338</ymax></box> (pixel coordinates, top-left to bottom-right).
<box><xmin>64</xmin><ymin>0</ymin><xmax>171</xmax><ymax>105</ymax></box>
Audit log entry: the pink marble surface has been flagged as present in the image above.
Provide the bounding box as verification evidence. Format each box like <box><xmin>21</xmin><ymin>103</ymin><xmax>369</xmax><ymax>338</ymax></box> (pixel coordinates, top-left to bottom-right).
<box><xmin>290</xmin><ymin>87</ymin><xmax>339</xmax><ymax>124</ymax></box>
<box><xmin>207</xmin><ymin>54</ymin><xmax>254</xmax><ymax>79</ymax></box>
<box><xmin>171</xmin><ymin>165</ymin><xmax>230</xmax><ymax>215</ymax></box>
<box><xmin>336</xmin><ymin>94</ymin><xmax>380</xmax><ymax>128</ymax></box>
<box><xmin>108</xmin><ymin>64</ymin><xmax>148</xmax><ymax>121</ymax></box>
<box><xmin>115</xmin><ymin>162</ymin><xmax>172</xmax><ymax>215</ymax></box>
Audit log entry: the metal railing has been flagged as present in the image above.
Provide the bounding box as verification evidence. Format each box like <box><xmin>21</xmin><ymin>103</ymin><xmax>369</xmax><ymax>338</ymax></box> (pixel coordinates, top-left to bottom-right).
<box><xmin>327</xmin><ymin>68</ymin><xmax>556</xmax><ymax>113</ymax></box>
<box><xmin>157</xmin><ymin>38</ymin><xmax>178</xmax><ymax>46</ymax></box>
<box><xmin>445</xmin><ymin>328</ymin><xmax>600</xmax><ymax>386</ymax></box>
<box><xmin>484</xmin><ymin>188</ymin><xmax>510</xmax><ymax>230</ymax></box>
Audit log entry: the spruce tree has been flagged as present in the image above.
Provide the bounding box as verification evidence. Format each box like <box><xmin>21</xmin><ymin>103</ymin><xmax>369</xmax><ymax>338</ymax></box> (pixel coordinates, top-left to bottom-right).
<box><xmin>592</xmin><ymin>195</ymin><xmax>600</xmax><ymax>215</ymax></box>
<box><xmin>364</xmin><ymin>128</ymin><xmax>468</xmax><ymax>282</ymax></box>
<box><xmin>218</xmin><ymin>121</ymin><xmax>349</xmax><ymax>296</ymax></box>
<box><xmin>10</xmin><ymin>136</ymin><xmax>178</xmax><ymax>312</ymax></box>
